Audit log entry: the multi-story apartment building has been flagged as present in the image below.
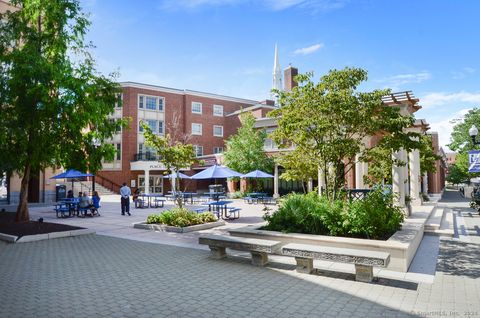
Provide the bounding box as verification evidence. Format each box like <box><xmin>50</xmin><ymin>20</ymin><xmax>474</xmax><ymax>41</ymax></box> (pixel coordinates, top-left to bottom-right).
<box><xmin>96</xmin><ymin>82</ymin><xmax>258</xmax><ymax>194</ymax></box>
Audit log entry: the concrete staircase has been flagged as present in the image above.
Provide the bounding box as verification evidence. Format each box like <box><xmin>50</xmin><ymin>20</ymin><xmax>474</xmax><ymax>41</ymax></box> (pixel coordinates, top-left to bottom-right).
<box><xmin>424</xmin><ymin>205</ymin><xmax>454</xmax><ymax>237</ymax></box>
<box><xmin>70</xmin><ymin>181</ymin><xmax>116</xmax><ymax>196</ymax></box>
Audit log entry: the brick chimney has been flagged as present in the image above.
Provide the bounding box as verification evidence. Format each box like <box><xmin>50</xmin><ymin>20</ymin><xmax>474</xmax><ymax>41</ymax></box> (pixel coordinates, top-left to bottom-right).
<box><xmin>284</xmin><ymin>66</ymin><xmax>298</xmax><ymax>91</ymax></box>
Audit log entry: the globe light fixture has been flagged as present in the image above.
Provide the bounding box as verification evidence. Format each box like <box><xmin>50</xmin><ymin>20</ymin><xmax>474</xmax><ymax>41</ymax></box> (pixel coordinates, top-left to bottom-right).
<box><xmin>469</xmin><ymin>124</ymin><xmax>480</xmax><ymax>147</ymax></box>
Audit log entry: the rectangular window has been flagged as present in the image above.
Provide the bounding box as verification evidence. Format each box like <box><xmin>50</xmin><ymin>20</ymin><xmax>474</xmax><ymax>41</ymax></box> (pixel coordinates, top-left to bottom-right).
<box><xmin>146</xmin><ymin>96</ymin><xmax>157</xmax><ymax>110</ymax></box>
<box><xmin>213</xmin><ymin>104</ymin><xmax>223</xmax><ymax>117</ymax></box>
<box><xmin>158</xmin><ymin>120</ymin><xmax>164</xmax><ymax>134</ymax></box>
<box><xmin>213</xmin><ymin>147</ymin><xmax>223</xmax><ymax>154</ymax></box>
<box><xmin>138</xmin><ymin>94</ymin><xmax>165</xmax><ymax>111</ymax></box>
<box><xmin>192</xmin><ymin>102</ymin><xmax>202</xmax><ymax>114</ymax></box>
<box><xmin>109</xmin><ymin>118</ymin><xmax>121</xmax><ymax>133</ymax></box>
<box><xmin>192</xmin><ymin>123</ymin><xmax>202</xmax><ymax>135</ymax></box>
<box><xmin>116</xmin><ymin>143</ymin><xmax>121</xmax><ymax>161</ymax></box>
<box><xmin>213</xmin><ymin>125</ymin><xmax>223</xmax><ymax>137</ymax></box>
<box><xmin>158</xmin><ymin>97</ymin><xmax>164</xmax><ymax>112</ymax></box>
<box><xmin>193</xmin><ymin>145</ymin><xmax>203</xmax><ymax>157</ymax></box>
<box><xmin>115</xmin><ymin>93</ymin><xmax>123</xmax><ymax>108</ymax></box>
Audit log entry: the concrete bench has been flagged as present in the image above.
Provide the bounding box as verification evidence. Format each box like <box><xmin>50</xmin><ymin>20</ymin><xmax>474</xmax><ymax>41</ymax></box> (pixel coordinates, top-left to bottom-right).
<box><xmin>199</xmin><ymin>234</ymin><xmax>281</xmax><ymax>266</ymax></box>
<box><xmin>282</xmin><ymin>243</ymin><xmax>390</xmax><ymax>283</ymax></box>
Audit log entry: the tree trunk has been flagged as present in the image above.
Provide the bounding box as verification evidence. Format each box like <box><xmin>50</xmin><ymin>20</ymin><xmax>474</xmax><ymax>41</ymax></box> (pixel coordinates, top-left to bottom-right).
<box><xmin>15</xmin><ymin>163</ymin><xmax>31</xmax><ymax>222</ymax></box>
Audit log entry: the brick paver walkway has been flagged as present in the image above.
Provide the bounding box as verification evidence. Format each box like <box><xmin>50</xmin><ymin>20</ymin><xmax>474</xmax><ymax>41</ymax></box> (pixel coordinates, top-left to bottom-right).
<box><xmin>0</xmin><ymin>189</ymin><xmax>479</xmax><ymax>317</ymax></box>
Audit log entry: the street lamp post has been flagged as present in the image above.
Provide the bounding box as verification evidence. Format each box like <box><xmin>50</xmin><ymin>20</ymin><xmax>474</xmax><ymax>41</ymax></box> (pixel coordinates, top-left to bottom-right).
<box><xmin>92</xmin><ymin>138</ymin><xmax>101</xmax><ymax>193</ymax></box>
<box><xmin>469</xmin><ymin>124</ymin><xmax>480</xmax><ymax>147</ymax></box>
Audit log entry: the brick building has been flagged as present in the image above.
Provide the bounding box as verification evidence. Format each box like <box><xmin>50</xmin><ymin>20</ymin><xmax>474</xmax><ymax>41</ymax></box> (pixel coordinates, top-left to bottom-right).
<box><xmin>96</xmin><ymin>82</ymin><xmax>258</xmax><ymax>194</ymax></box>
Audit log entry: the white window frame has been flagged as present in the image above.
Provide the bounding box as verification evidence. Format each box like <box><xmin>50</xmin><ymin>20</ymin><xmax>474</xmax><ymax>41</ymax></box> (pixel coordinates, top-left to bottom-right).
<box><xmin>213</xmin><ymin>125</ymin><xmax>223</xmax><ymax>137</ymax></box>
<box><xmin>191</xmin><ymin>123</ymin><xmax>202</xmax><ymax>135</ymax></box>
<box><xmin>138</xmin><ymin>94</ymin><xmax>165</xmax><ymax>112</ymax></box>
<box><xmin>213</xmin><ymin>147</ymin><xmax>223</xmax><ymax>154</ymax></box>
<box><xmin>115</xmin><ymin>93</ymin><xmax>123</xmax><ymax>108</ymax></box>
<box><xmin>193</xmin><ymin>145</ymin><xmax>204</xmax><ymax>157</ymax></box>
<box><xmin>115</xmin><ymin>143</ymin><xmax>121</xmax><ymax>161</ymax></box>
<box><xmin>192</xmin><ymin>102</ymin><xmax>202</xmax><ymax>114</ymax></box>
<box><xmin>213</xmin><ymin>104</ymin><xmax>223</xmax><ymax>117</ymax></box>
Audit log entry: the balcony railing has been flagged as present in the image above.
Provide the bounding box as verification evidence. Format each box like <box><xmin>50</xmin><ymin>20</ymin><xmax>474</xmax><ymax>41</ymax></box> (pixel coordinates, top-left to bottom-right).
<box><xmin>132</xmin><ymin>152</ymin><xmax>161</xmax><ymax>161</ymax></box>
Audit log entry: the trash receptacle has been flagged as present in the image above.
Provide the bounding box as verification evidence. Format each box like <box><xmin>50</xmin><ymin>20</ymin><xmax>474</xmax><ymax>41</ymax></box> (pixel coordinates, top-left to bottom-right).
<box><xmin>56</xmin><ymin>185</ymin><xmax>66</xmax><ymax>202</ymax></box>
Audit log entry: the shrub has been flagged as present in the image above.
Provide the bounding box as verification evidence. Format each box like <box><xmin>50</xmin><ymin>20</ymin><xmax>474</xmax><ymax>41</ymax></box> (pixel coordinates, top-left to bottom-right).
<box><xmin>228</xmin><ymin>191</ymin><xmax>245</xmax><ymax>199</ymax></box>
<box><xmin>146</xmin><ymin>208</ymin><xmax>217</xmax><ymax>227</ymax></box>
<box><xmin>263</xmin><ymin>187</ymin><xmax>404</xmax><ymax>240</ymax></box>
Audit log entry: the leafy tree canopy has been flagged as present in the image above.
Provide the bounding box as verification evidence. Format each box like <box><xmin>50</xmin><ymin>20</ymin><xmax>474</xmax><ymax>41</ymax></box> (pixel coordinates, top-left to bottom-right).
<box><xmin>0</xmin><ymin>0</ymin><xmax>127</xmax><ymax>221</ymax></box>
<box><xmin>223</xmin><ymin>112</ymin><xmax>274</xmax><ymax>174</ymax></box>
<box><xmin>142</xmin><ymin>122</ymin><xmax>197</xmax><ymax>208</ymax></box>
<box><xmin>269</xmin><ymin>67</ymin><xmax>421</xmax><ymax>200</ymax></box>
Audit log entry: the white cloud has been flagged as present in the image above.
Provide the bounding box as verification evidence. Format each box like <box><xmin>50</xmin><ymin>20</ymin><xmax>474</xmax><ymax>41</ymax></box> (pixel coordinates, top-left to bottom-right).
<box><xmin>421</xmin><ymin>91</ymin><xmax>480</xmax><ymax>108</ymax></box>
<box><xmin>376</xmin><ymin>72</ymin><xmax>431</xmax><ymax>90</ymax></box>
<box><xmin>452</xmin><ymin>67</ymin><xmax>476</xmax><ymax>80</ymax></box>
<box><xmin>159</xmin><ymin>0</ymin><xmax>348</xmax><ymax>12</ymax></box>
<box><xmin>428</xmin><ymin>109</ymin><xmax>471</xmax><ymax>151</ymax></box>
<box><xmin>293</xmin><ymin>43</ymin><xmax>324</xmax><ymax>55</ymax></box>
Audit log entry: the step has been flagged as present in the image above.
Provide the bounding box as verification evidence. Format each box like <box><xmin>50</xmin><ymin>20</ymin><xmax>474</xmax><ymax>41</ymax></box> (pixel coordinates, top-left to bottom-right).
<box><xmin>424</xmin><ymin>206</ymin><xmax>454</xmax><ymax>237</ymax></box>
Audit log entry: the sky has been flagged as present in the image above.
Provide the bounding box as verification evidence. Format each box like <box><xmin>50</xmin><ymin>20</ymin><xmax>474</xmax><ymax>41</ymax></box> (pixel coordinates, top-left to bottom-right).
<box><xmin>80</xmin><ymin>0</ymin><xmax>480</xmax><ymax>151</ymax></box>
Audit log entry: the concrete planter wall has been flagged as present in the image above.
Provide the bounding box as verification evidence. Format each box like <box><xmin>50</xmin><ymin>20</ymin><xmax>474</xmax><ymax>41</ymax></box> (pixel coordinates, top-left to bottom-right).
<box><xmin>134</xmin><ymin>220</ymin><xmax>225</xmax><ymax>233</ymax></box>
<box><xmin>228</xmin><ymin>223</ymin><xmax>424</xmax><ymax>272</ymax></box>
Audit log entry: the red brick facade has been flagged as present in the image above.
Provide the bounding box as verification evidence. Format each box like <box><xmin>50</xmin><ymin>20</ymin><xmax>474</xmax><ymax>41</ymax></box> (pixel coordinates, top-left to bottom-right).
<box><xmin>97</xmin><ymin>82</ymin><xmax>257</xmax><ymax>193</ymax></box>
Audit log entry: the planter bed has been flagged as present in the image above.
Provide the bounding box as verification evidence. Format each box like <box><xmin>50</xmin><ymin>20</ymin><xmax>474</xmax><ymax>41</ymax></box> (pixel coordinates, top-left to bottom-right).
<box><xmin>133</xmin><ymin>220</ymin><xmax>226</xmax><ymax>233</ymax></box>
<box><xmin>228</xmin><ymin>222</ymin><xmax>424</xmax><ymax>272</ymax></box>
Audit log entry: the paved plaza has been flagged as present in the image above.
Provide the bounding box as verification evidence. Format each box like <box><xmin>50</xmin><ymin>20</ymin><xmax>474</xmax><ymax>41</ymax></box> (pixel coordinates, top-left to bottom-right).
<box><xmin>0</xmin><ymin>190</ymin><xmax>479</xmax><ymax>317</ymax></box>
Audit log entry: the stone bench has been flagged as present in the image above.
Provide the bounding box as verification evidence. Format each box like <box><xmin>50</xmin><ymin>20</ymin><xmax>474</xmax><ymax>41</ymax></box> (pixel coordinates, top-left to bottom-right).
<box><xmin>282</xmin><ymin>243</ymin><xmax>390</xmax><ymax>283</ymax></box>
<box><xmin>199</xmin><ymin>234</ymin><xmax>281</xmax><ymax>266</ymax></box>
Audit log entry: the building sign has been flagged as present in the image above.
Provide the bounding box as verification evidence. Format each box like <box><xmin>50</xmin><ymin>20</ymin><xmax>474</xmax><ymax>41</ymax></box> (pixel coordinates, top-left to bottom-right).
<box><xmin>468</xmin><ymin>150</ymin><xmax>480</xmax><ymax>172</ymax></box>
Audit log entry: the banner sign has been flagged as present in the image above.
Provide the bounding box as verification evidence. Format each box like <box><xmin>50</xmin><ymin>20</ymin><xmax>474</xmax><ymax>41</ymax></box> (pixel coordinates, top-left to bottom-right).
<box><xmin>468</xmin><ymin>150</ymin><xmax>480</xmax><ymax>172</ymax></box>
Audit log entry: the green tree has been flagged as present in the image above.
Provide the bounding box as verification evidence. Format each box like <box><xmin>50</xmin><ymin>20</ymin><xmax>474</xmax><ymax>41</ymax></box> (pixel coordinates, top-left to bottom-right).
<box><xmin>0</xmin><ymin>0</ymin><xmax>125</xmax><ymax>222</ymax></box>
<box><xmin>276</xmin><ymin>149</ymin><xmax>317</xmax><ymax>193</ymax></box>
<box><xmin>224</xmin><ymin>112</ymin><xmax>274</xmax><ymax>174</ymax></box>
<box><xmin>446</xmin><ymin>163</ymin><xmax>469</xmax><ymax>187</ymax></box>
<box><xmin>270</xmin><ymin>68</ymin><xmax>420</xmax><ymax>201</ymax></box>
<box><xmin>142</xmin><ymin>122</ymin><xmax>197</xmax><ymax>208</ymax></box>
<box><xmin>448</xmin><ymin>108</ymin><xmax>480</xmax><ymax>153</ymax></box>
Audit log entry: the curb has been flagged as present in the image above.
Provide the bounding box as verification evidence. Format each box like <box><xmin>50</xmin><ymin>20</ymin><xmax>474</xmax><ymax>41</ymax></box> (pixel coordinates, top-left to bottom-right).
<box><xmin>0</xmin><ymin>229</ymin><xmax>96</xmax><ymax>244</ymax></box>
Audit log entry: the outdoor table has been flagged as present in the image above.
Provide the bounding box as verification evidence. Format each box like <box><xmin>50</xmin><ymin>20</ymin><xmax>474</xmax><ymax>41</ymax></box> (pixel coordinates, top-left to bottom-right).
<box><xmin>138</xmin><ymin>194</ymin><xmax>165</xmax><ymax>208</ymax></box>
<box><xmin>181</xmin><ymin>192</ymin><xmax>197</xmax><ymax>204</ymax></box>
<box><xmin>61</xmin><ymin>198</ymin><xmax>79</xmax><ymax>215</ymax></box>
<box><xmin>202</xmin><ymin>200</ymin><xmax>233</xmax><ymax>219</ymax></box>
<box><xmin>247</xmin><ymin>193</ymin><xmax>267</xmax><ymax>204</ymax></box>
<box><xmin>207</xmin><ymin>192</ymin><xmax>225</xmax><ymax>202</ymax></box>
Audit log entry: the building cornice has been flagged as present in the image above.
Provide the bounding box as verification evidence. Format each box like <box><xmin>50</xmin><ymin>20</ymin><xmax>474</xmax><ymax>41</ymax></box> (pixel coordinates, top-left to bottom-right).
<box><xmin>120</xmin><ymin>82</ymin><xmax>258</xmax><ymax>105</ymax></box>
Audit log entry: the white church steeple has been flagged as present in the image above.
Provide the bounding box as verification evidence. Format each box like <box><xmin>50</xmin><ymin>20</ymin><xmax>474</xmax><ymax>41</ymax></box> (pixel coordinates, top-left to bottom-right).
<box><xmin>271</xmin><ymin>44</ymin><xmax>282</xmax><ymax>105</ymax></box>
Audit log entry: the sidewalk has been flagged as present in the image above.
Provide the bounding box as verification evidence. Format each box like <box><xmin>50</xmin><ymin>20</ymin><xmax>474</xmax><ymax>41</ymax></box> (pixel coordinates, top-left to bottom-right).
<box><xmin>0</xmin><ymin>189</ymin><xmax>479</xmax><ymax>317</ymax></box>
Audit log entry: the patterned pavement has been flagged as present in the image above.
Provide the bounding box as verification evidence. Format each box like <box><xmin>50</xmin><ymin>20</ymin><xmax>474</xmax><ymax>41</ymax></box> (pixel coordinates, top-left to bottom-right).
<box><xmin>0</xmin><ymin>190</ymin><xmax>479</xmax><ymax>317</ymax></box>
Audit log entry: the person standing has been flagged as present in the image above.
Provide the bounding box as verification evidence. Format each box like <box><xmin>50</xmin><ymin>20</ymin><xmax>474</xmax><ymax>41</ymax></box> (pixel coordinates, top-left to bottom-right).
<box><xmin>120</xmin><ymin>182</ymin><xmax>131</xmax><ymax>216</ymax></box>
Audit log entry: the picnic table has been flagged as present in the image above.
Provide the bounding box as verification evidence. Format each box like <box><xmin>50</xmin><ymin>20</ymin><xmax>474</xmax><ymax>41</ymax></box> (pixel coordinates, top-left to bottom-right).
<box><xmin>137</xmin><ymin>194</ymin><xmax>166</xmax><ymax>208</ymax></box>
<box><xmin>202</xmin><ymin>200</ymin><xmax>239</xmax><ymax>220</ymax></box>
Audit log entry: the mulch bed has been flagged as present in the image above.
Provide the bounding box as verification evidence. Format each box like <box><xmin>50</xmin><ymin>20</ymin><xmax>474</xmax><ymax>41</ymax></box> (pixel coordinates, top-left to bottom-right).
<box><xmin>0</xmin><ymin>212</ymin><xmax>84</xmax><ymax>238</ymax></box>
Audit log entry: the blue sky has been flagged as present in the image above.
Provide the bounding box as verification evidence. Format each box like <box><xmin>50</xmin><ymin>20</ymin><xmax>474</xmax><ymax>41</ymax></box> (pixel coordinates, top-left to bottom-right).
<box><xmin>81</xmin><ymin>0</ymin><xmax>480</xmax><ymax>151</ymax></box>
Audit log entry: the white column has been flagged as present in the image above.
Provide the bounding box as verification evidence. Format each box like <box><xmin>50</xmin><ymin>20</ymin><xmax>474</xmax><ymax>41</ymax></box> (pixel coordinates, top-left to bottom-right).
<box><xmin>392</xmin><ymin>149</ymin><xmax>405</xmax><ymax>207</ymax></box>
<box><xmin>318</xmin><ymin>166</ymin><xmax>325</xmax><ymax>195</ymax></box>
<box><xmin>409</xmin><ymin>148</ymin><xmax>421</xmax><ymax>205</ymax></box>
<box><xmin>144</xmin><ymin>169</ymin><xmax>150</xmax><ymax>194</ymax></box>
<box><xmin>355</xmin><ymin>154</ymin><xmax>364</xmax><ymax>189</ymax></box>
<box><xmin>170</xmin><ymin>169</ymin><xmax>176</xmax><ymax>193</ymax></box>
<box><xmin>422</xmin><ymin>172</ymin><xmax>429</xmax><ymax>195</ymax></box>
<box><xmin>273</xmin><ymin>164</ymin><xmax>279</xmax><ymax>198</ymax></box>
<box><xmin>307</xmin><ymin>178</ymin><xmax>313</xmax><ymax>192</ymax></box>
<box><xmin>362</xmin><ymin>162</ymin><xmax>369</xmax><ymax>189</ymax></box>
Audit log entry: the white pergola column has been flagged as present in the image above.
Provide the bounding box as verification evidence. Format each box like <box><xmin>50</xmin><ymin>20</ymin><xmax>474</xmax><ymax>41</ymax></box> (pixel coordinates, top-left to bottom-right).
<box><xmin>392</xmin><ymin>149</ymin><xmax>405</xmax><ymax>207</ymax></box>
<box><xmin>362</xmin><ymin>162</ymin><xmax>369</xmax><ymax>189</ymax></box>
<box><xmin>409</xmin><ymin>148</ymin><xmax>421</xmax><ymax>205</ymax></box>
<box><xmin>273</xmin><ymin>164</ymin><xmax>279</xmax><ymax>198</ymax></box>
<box><xmin>144</xmin><ymin>169</ymin><xmax>150</xmax><ymax>194</ymax></box>
<box><xmin>170</xmin><ymin>169</ymin><xmax>176</xmax><ymax>193</ymax></box>
<box><xmin>422</xmin><ymin>172</ymin><xmax>429</xmax><ymax>195</ymax></box>
<box><xmin>318</xmin><ymin>166</ymin><xmax>325</xmax><ymax>195</ymax></box>
<box><xmin>355</xmin><ymin>154</ymin><xmax>364</xmax><ymax>189</ymax></box>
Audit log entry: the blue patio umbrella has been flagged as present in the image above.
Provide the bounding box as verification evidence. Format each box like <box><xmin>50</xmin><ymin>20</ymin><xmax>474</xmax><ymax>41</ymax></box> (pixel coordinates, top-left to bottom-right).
<box><xmin>163</xmin><ymin>172</ymin><xmax>191</xmax><ymax>179</ymax></box>
<box><xmin>190</xmin><ymin>165</ymin><xmax>242</xmax><ymax>179</ymax></box>
<box><xmin>51</xmin><ymin>169</ymin><xmax>94</xmax><ymax>193</ymax></box>
<box><xmin>241</xmin><ymin>169</ymin><xmax>274</xmax><ymax>178</ymax></box>
<box><xmin>51</xmin><ymin>169</ymin><xmax>94</xmax><ymax>179</ymax></box>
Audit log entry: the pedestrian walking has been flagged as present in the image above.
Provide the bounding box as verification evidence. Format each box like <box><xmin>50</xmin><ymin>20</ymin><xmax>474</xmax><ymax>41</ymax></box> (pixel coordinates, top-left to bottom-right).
<box><xmin>120</xmin><ymin>182</ymin><xmax>131</xmax><ymax>216</ymax></box>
